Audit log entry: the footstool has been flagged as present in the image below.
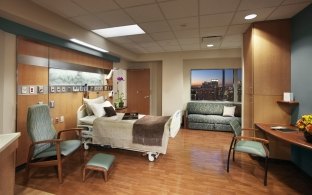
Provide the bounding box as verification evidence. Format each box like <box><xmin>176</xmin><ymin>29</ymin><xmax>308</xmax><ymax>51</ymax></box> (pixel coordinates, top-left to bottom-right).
<box><xmin>82</xmin><ymin>153</ymin><xmax>115</xmax><ymax>182</ymax></box>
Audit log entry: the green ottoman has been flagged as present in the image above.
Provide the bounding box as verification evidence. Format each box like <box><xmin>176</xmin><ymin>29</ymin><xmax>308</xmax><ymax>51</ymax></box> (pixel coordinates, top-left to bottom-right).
<box><xmin>82</xmin><ymin>153</ymin><xmax>115</xmax><ymax>182</ymax></box>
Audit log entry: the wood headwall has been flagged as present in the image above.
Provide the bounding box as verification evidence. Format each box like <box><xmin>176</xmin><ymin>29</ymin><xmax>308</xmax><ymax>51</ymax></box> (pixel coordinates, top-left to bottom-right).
<box><xmin>16</xmin><ymin>37</ymin><xmax>113</xmax><ymax>166</ymax></box>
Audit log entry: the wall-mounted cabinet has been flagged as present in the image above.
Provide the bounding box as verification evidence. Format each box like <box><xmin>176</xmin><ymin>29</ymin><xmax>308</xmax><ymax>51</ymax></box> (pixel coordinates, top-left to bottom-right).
<box><xmin>243</xmin><ymin>19</ymin><xmax>291</xmax><ymax>127</ymax></box>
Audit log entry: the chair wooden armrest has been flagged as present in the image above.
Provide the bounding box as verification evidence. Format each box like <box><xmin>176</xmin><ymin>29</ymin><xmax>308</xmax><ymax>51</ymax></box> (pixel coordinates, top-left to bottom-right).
<box><xmin>31</xmin><ymin>139</ymin><xmax>62</xmax><ymax>146</ymax></box>
<box><xmin>235</xmin><ymin>136</ymin><xmax>269</xmax><ymax>144</ymax></box>
<box><xmin>57</xmin><ymin>128</ymin><xmax>82</xmax><ymax>139</ymax></box>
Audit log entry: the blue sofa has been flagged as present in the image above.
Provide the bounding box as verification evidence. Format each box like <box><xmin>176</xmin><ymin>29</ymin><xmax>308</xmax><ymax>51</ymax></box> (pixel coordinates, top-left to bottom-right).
<box><xmin>184</xmin><ymin>102</ymin><xmax>241</xmax><ymax>132</ymax></box>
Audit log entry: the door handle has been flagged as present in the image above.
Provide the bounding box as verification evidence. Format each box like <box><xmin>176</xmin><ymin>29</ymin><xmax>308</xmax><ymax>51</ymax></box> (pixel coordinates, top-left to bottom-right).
<box><xmin>144</xmin><ymin>96</ymin><xmax>149</xmax><ymax>99</ymax></box>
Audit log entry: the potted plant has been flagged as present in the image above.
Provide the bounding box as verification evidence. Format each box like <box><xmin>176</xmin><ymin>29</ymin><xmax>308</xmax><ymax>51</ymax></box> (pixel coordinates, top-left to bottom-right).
<box><xmin>296</xmin><ymin>114</ymin><xmax>312</xmax><ymax>142</ymax></box>
<box><xmin>115</xmin><ymin>76</ymin><xmax>125</xmax><ymax>108</ymax></box>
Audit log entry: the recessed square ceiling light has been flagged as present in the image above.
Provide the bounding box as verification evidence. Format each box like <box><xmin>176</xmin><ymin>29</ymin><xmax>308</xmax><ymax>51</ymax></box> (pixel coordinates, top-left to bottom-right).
<box><xmin>92</xmin><ymin>24</ymin><xmax>145</xmax><ymax>38</ymax></box>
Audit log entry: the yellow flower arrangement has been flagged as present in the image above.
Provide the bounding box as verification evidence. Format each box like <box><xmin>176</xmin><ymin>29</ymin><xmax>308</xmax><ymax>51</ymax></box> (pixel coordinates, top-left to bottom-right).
<box><xmin>296</xmin><ymin>114</ymin><xmax>312</xmax><ymax>133</ymax></box>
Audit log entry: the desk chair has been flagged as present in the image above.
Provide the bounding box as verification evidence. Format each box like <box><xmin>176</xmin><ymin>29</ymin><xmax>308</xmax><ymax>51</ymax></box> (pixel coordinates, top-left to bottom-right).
<box><xmin>25</xmin><ymin>104</ymin><xmax>83</xmax><ymax>183</ymax></box>
<box><xmin>227</xmin><ymin>120</ymin><xmax>270</xmax><ymax>186</ymax></box>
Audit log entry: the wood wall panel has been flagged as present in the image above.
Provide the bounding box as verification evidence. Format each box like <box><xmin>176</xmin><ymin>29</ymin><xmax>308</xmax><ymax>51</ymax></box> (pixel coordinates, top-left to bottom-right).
<box><xmin>17</xmin><ymin>38</ymin><xmax>49</xmax><ymax>57</ymax></box>
<box><xmin>49</xmin><ymin>47</ymin><xmax>112</xmax><ymax>69</ymax></box>
<box><xmin>253</xmin><ymin>20</ymin><xmax>291</xmax><ymax>95</ymax></box>
<box><xmin>16</xmin><ymin>37</ymin><xmax>113</xmax><ymax>166</ymax></box>
<box><xmin>243</xmin><ymin>19</ymin><xmax>291</xmax><ymax>128</ymax></box>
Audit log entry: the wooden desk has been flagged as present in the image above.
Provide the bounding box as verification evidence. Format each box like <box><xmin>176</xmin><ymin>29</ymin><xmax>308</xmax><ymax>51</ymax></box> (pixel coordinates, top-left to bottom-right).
<box><xmin>255</xmin><ymin>123</ymin><xmax>312</xmax><ymax>160</ymax></box>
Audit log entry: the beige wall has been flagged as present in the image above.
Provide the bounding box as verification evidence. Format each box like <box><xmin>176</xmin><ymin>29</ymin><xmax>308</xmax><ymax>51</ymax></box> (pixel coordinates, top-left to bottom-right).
<box><xmin>137</xmin><ymin>49</ymin><xmax>242</xmax><ymax>115</ymax></box>
<box><xmin>0</xmin><ymin>30</ymin><xmax>16</xmax><ymax>134</ymax></box>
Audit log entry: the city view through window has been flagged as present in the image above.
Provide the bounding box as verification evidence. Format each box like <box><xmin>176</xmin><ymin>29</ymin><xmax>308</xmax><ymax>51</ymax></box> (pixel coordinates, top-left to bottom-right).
<box><xmin>191</xmin><ymin>69</ymin><xmax>242</xmax><ymax>102</ymax></box>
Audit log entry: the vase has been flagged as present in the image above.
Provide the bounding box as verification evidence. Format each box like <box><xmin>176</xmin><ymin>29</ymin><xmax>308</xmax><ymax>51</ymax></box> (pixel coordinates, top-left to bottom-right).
<box><xmin>304</xmin><ymin>131</ymin><xmax>312</xmax><ymax>143</ymax></box>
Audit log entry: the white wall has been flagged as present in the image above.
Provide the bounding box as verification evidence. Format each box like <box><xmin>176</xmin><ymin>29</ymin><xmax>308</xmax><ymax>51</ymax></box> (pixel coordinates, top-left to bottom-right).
<box><xmin>0</xmin><ymin>30</ymin><xmax>16</xmax><ymax>134</ymax></box>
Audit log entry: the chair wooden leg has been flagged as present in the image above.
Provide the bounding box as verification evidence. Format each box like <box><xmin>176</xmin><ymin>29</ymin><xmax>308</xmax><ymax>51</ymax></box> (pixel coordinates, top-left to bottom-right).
<box><xmin>264</xmin><ymin>157</ymin><xmax>269</xmax><ymax>186</ymax></box>
<box><xmin>24</xmin><ymin>163</ymin><xmax>30</xmax><ymax>184</ymax></box>
<box><xmin>227</xmin><ymin>138</ymin><xmax>235</xmax><ymax>172</ymax></box>
<box><xmin>227</xmin><ymin>148</ymin><xmax>232</xmax><ymax>172</ymax></box>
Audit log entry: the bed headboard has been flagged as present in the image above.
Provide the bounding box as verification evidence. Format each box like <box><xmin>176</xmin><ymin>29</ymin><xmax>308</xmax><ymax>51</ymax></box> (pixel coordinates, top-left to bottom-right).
<box><xmin>169</xmin><ymin>110</ymin><xmax>182</xmax><ymax>138</ymax></box>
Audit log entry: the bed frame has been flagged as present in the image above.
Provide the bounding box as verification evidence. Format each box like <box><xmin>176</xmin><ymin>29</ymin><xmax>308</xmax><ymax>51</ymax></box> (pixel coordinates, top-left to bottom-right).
<box><xmin>77</xmin><ymin>105</ymin><xmax>182</xmax><ymax>161</ymax></box>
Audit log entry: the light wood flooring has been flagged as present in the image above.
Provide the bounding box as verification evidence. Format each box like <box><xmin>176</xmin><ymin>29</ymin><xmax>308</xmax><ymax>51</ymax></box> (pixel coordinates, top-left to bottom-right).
<box><xmin>15</xmin><ymin>129</ymin><xmax>312</xmax><ymax>195</ymax></box>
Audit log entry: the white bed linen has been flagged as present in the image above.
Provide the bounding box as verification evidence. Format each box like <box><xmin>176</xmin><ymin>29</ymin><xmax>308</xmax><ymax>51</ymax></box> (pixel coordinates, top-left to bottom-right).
<box><xmin>92</xmin><ymin>113</ymin><xmax>171</xmax><ymax>154</ymax></box>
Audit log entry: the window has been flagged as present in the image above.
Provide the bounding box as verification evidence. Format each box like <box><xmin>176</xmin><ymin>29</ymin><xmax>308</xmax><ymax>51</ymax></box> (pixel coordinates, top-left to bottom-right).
<box><xmin>191</xmin><ymin>69</ymin><xmax>242</xmax><ymax>102</ymax></box>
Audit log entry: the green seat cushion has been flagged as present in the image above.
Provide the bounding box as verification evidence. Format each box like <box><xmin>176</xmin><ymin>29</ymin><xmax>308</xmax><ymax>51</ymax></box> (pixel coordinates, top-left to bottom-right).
<box><xmin>34</xmin><ymin>140</ymin><xmax>81</xmax><ymax>159</ymax></box>
<box><xmin>235</xmin><ymin>140</ymin><xmax>267</xmax><ymax>157</ymax></box>
<box><xmin>87</xmin><ymin>153</ymin><xmax>115</xmax><ymax>170</ymax></box>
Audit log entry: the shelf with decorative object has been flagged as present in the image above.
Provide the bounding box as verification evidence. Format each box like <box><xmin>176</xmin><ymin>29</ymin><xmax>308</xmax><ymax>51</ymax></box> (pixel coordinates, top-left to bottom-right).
<box><xmin>277</xmin><ymin>100</ymin><xmax>299</xmax><ymax>114</ymax></box>
<box><xmin>276</xmin><ymin>100</ymin><xmax>299</xmax><ymax>105</ymax></box>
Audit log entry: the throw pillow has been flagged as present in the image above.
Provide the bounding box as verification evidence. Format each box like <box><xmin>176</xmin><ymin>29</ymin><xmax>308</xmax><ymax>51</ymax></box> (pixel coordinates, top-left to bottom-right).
<box><xmin>104</xmin><ymin>106</ymin><xmax>117</xmax><ymax>117</ymax></box>
<box><xmin>89</xmin><ymin>102</ymin><xmax>106</xmax><ymax>117</ymax></box>
<box><xmin>223</xmin><ymin>106</ymin><xmax>236</xmax><ymax>117</ymax></box>
<box><xmin>83</xmin><ymin>96</ymin><xmax>105</xmax><ymax>116</ymax></box>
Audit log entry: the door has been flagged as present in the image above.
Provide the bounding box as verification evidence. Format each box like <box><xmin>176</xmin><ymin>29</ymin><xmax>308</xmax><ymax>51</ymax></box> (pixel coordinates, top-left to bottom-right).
<box><xmin>127</xmin><ymin>69</ymin><xmax>150</xmax><ymax>114</ymax></box>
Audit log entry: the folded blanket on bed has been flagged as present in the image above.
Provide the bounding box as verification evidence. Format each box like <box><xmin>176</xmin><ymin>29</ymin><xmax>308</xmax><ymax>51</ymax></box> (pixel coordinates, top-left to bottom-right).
<box><xmin>133</xmin><ymin>115</ymin><xmax>170</xmax><ymax>146</ymax></box>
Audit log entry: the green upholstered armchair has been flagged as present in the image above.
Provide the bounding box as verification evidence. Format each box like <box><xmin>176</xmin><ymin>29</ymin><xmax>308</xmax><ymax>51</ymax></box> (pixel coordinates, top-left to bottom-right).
<box><xmin>25</xmin><ymin>104</ymin><xmax>83</xmax><ymax>183</ymax></box>
<box><xmin>227</xmin><ymin>120</ymin><xmax>270</xmax><ymax>186</ymax></box>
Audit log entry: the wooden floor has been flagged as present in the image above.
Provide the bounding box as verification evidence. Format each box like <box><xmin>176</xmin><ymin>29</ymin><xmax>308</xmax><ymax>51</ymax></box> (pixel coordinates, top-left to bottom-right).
<box><xmin>15</xmin><ymin>129</ymin><xmax>312</xmax><ymax>195</ymax></box>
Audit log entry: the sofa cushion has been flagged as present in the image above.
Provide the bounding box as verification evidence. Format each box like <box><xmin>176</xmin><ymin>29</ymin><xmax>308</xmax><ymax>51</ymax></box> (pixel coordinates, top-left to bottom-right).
<box><xmin>188</xmin><ymin>114</ymin><xmax>240</xmax><ymax>124</ymax></box>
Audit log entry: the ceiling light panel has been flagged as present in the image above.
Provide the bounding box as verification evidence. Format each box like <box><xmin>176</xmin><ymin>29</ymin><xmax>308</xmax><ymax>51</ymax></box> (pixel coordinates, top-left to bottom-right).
<box><xmin>93</xmin><ymin>25</ymin><xmax>145</xmax><ymax>38</ymax></box>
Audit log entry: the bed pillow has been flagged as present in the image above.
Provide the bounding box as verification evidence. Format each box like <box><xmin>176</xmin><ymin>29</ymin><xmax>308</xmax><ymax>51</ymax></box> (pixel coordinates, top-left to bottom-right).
<box><xmin>104</xmin><ymin>106</ymin><xmax>117</xmax><ymax>117</ymax></box>
<box><xmin>223</xmin><ymin>106</ymin><xmax>236</xmax><ymax>117</ymax></box>
<box><xmin>103</xmin><ymin>100</ymin><xmax>115</xmax><ymax>110</ymax></box>
<box><xmin>83</xmin><ymin>96</ymin><xmax>105</xmax><ymax>116</ymax></box>
<box><xmin>89</xmin><ymin>102</ymin><xmax>106</xmax><ymax>117</ymax></box>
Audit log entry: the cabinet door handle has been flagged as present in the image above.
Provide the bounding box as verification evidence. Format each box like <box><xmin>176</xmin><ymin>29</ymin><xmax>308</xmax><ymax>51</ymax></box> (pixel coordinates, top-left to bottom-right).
<box><xmin>144</xmin><ymin>96</ymin><xmax>149</xmax><ymax>99</ymax></box>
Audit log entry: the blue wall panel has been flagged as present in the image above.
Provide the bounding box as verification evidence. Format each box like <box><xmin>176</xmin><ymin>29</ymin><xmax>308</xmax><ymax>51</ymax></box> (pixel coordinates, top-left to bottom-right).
<box><xmin>291</xmin><ymin>4</ymin><xmax>312</xmax><ymax>177</ymax></box>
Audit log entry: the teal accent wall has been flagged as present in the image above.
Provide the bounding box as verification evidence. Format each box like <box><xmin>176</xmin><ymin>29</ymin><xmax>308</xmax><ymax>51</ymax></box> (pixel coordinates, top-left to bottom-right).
<box><xmin>291</xmin><ymin>4</ymin><xmax>312</xmax><ymax>177</ymax></box>
<box><xmin>0</xmin><ymin>17</ymin><xmax>120</xmax><ymax>62</ymax></box>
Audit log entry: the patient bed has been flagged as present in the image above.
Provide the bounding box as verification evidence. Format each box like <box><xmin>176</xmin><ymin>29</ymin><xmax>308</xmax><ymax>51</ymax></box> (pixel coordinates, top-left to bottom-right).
<box><xmin>77</xmin><ymin>105</ymin><xmax>182</xmax><ymax>161</ymax></box>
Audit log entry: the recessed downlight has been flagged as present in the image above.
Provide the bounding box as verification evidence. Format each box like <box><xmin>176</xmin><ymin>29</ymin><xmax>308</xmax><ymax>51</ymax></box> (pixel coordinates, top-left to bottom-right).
<box><xmin>245</xmin><ymin>14</ymin><xmax>257</xmax><ymax>20</ymax></box>
<box><xmin>207</xmin><ymin>44</ymin><xmax>214</xmax><ymax>47</ymax></box>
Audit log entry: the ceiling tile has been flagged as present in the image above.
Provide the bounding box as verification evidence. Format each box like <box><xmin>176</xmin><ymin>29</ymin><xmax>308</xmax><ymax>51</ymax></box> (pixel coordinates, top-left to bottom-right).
<box><xmin>200</xmin><ymin>26</ymin><xmax>227</xmax><ymax>37</ymax></box>
<box><xmin>70</xmin><ymin>15</ymin><xmax>109</xmax><ymax>30</ymax></box>
<box><xmin>231</xmin><ymin>8</ymin><xmax>275</xmax><ymax>25</ymax></box>
<box><xmin>199</xmin><ymin>0</ymin><xmax>240</xmax><ymax>15</ymax></box>
<box><xmin>125</xmin><ymin>4</ymin><xmax>164</xmax><ymax>23</ymax></box>
<box><xmin>223</xmin><ymin>34</ymin><xmax>243</xmax><ymax>42</ymax></box>
<box><xmin>150</xmin><ymin>31</ymin><xmax>176</xmax><ymax>41</ymax></box>
<box><xmin>180</xmin><ymin>44</ymin><xmax>200</xmax><ymax>51</ymax></box>
<box><xmin>162</xmin><ymin>45</ymin><xmax>182</xmax><ymax>52</ymax></box>
<box><xmin>168</xmin><ymin>17</ymin><xmax>199</xmax><ymax>31</ymax></box>
<box><xmin>72</xmin><ymin>0</ymin><xmax>119</xmax><ymax>12</ymax></box>
<box><xmin>267</xmin><ymin>2</ymin><xmax>312</xmax><ymax>20</ymax></box>
<box><xmin>129</xmin><ymin>34</ymin><xmax>154</xmax><ymax>42</ymax></box>
<box><xmin>96</xmin><ymin>10</ymin><xmax>134</xmax><ymax>27</ymax></box>
<box><xmin>114</xmin><ymin>0</ymin><xmax>156</xmax><ymax>8</ymax></box>
<box><xmin>178</xmin><ymin>38</ymin><xmax>200</xmax><ymax>45</ymax></box>
<box><xmin>227</xmin><ymin>24</ymin><xmax>250</xmax><ymax>35</ymax></box>
<box><xmin>174</xmin><ymin>29</ymin><xmax>199</xmax><ymax>39</ymax></box>
<box><xmin>159</xmin><ymin>0</ymin><xmax>198</xmax><ymax>19</ymax></box>
<box><xmin>200</xmin><ymin>13</ymin><xmax>234</xmax><ymax>28</ymax></box>
<box><xmin>238</xmin><ymin>0</ymin><xmax>283</xmax><ymax>11</ymax></box>
<box><xmin>139</xmin><ymin>21</ymin><xmax>171</xmax><ymax>33</ymax></box>
<box><xmin>157</xmin><ymin>40</ymin><xmax>180</xmax><ymax>46</ymax></box>
<box><xmin>33</xmin><ymin>0</ymin><xmax>87</xmax><ymax>18</ymax></box>
<box><xmin>107</xmin><ymin>37</ymin><xmax>134</xmax><ymax>44</ymax></box>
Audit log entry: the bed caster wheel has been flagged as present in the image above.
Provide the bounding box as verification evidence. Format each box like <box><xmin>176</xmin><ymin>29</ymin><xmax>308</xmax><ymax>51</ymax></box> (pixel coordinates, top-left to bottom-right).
<box><xmin>147</xmin><ymin>152</ymin><xmax>159</xmax><ymax>162</ymax></box>
<box><xmin>84</xmin><ymin>143</ymin><xmax>89</xmax><ymax>150</ymax></box>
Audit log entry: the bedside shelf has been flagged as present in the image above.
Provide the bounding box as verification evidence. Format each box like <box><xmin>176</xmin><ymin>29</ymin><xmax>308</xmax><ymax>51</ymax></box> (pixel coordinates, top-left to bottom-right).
<box><xmin>276</xmin><ymin>100</ymin><xmax>299</xmax><ymax>105</ymax></box>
